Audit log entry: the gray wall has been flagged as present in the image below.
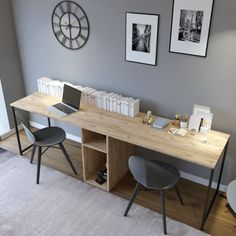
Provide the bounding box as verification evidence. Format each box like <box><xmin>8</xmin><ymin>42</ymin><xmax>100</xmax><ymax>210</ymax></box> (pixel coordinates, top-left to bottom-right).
<box><xmin>0</xmin><ymin>0</ymin><xmax>25</xmax><ymax>128</ymax></box>
<box><xmin>11</xmin><ymin>0</ymin><xmax>236</xmax><ymax>184</ymax></box>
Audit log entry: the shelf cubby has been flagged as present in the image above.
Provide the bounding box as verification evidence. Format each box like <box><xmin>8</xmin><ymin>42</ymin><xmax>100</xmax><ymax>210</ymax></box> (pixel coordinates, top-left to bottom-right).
<box><xmin>82</xmin><ymin>129</ymin><xmax>107</xmax><ymax>153</ymax></box>
<box><xmin>81</xmin><ymin>128</ymin><xmax>134</xmax><ymax>192</ymax></box>
<box><xmin>82</xmin><ymin>146</ymin><xmax>108</xmax><ymax>190</ymax></box>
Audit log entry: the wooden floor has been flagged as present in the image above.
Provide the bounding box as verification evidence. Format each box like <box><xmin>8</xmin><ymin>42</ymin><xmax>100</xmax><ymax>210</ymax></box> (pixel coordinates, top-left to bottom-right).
<box><xmin>0</xmin><ymin>131</ymin><xmax>235</xmax><ymax>236</ymax></box>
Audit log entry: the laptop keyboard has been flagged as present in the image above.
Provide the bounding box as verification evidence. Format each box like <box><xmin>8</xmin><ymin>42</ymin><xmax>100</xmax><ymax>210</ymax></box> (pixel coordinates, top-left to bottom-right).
<box><xmin>52</xmin><ymin>103</ymin><xmax>76</xmax><ymax>115</ymax></box>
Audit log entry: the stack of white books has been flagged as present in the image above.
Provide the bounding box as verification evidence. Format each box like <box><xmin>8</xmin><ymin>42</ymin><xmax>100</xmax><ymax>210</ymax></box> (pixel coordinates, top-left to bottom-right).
<box><xmin>37</xmin><ymin>77</ymin><xmax>140</xmax><ymax>117</ymax></box>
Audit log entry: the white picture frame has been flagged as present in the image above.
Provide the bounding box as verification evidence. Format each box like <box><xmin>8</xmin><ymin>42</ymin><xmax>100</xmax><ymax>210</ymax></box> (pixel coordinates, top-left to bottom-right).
<box><xmin>169</xmin><ymin>0</ymin><xmax>214</xmax><ymax>57</ymax></box>
<box><xmin>125</xmin><ymin>12</ymin><xmax>159</xmax><ymax>66</ymax></box>
<box><xmin>193</xmin><ymin>104</ymin><xmax>210</xmax><ymax>115</ymax></box>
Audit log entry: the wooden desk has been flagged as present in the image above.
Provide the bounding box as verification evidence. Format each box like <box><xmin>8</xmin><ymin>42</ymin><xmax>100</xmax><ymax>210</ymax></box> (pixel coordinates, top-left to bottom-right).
<box><xmin>11</xmin><ymin>92</ymin><xmax>230</xmax><ymax>229</ymax></box>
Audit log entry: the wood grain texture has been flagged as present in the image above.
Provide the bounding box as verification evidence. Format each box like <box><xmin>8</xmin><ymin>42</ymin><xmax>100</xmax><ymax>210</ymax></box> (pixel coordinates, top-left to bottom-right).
<box><xmin>82</xmin><ymin>129</ymin><xmax>107</xmax><ymax>153</ymax></box>
<box><xmin>107</xmin><ymin>137</ymin><xmax>134</xmax><ymax>191</ymax></box>
<box><xmin>0</xmin><ymin>132</ymin><xmax>235</xmax><ymax>236</ymax></box>
<box><xmin>11</xmin><ymin>93</ymin><xmax>230</xmax><ymax>169</ymax></box>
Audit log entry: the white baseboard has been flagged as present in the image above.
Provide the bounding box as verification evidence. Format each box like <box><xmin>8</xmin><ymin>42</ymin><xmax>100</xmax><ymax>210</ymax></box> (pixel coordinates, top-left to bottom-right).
<box><xmin>29</xmin><ymin>121</ymin><xmax>227</xmax><ymax>192</ymax></box>
<box><xmin>180</xmin><ymin>171</ymin><xmax>227</xmax><ymax>192</ymax></box>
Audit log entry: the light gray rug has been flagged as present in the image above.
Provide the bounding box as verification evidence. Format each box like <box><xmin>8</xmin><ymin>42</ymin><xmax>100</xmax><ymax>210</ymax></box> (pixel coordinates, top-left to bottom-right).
<box><xmin>0</xmin><ymin>148</ymin><xmax>210</xmax><ymax>236</ymax></box>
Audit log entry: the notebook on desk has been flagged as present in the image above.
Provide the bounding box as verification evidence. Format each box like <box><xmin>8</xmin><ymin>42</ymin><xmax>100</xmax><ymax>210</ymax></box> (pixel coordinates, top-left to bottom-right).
<box><xmin>48</xmin><ymin>84</ymin><xmax>81</xmax><ymax>117</ymax></box>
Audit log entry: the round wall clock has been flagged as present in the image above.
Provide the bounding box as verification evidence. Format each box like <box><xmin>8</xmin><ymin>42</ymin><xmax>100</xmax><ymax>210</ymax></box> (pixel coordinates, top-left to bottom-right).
<box><xmin>51</xmin><ymin>1</ymin><xmax>90</xmax><ymax>50</ymax></box>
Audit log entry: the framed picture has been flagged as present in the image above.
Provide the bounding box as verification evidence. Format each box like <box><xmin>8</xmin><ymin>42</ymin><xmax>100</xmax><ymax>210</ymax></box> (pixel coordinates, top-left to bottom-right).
<box><xmin>125</xmin><ymin>12</ymin><xmax>159</xmax><ymax>66</ymax></box>
<box><xmin>169</xmin><ymin>0</ymin><xmax>214</xmax><ymax>57</ymax></box>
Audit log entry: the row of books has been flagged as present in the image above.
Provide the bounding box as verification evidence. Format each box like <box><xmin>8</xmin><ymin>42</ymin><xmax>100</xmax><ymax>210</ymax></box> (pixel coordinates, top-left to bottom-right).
<box><xmin>37</xmin><ymin>77</ymin><xmax>140</xmax><ymax>117</ymax></box>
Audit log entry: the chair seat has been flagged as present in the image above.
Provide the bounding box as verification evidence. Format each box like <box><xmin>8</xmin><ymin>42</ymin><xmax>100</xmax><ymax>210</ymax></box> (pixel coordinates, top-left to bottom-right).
<box><xmin>33</xmin><ymin>126</ymin><xmax>66</xmax><ymax>147</ymax></box>
<box><xmin>129</xmin><ymin>155</ymin><xmax>180</xmax><ymax>190</ymax></box>
<box><xmin>124</xmin><ymin>155</ymin><xmax>183</xmax><ymax>235</ymax></box>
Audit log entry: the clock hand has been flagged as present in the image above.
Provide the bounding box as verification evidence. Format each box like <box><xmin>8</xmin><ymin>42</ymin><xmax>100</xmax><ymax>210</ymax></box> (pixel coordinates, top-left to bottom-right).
<box><xmin>69</xmin><ymin>12</ymin><xmax>71</xmax><ymax>26</ymax></box>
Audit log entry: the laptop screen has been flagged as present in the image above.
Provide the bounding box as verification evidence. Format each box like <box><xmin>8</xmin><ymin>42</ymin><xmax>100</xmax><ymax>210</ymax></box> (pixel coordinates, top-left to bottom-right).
<box><xmin>62</xmin><ymin>84</ymin><xmax>81</xmax><ymax>110</ymax></box>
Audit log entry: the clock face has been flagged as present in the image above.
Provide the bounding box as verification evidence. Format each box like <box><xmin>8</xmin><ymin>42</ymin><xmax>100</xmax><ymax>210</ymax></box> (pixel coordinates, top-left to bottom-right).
<box><xmin>51</xmin><ymin>1</ymin><xmax>90</xmax><ymax>50</ymax></box>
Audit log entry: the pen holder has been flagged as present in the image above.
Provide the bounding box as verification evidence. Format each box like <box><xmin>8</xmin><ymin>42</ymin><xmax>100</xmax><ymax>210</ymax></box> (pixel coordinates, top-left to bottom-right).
<box><xmin>180</xmin><ymin>121</ymin><xmax>188</xmax><ymax>129</ymax></box>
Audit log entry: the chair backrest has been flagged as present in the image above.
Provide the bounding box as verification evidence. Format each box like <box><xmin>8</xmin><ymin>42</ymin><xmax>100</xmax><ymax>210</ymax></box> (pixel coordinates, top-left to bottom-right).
<box><xmin>15</xmin><ymin>110</ymin><xmax>35</xmax><ymax>144</ymax></box>
<box><xmin>128</xmin><ymin>155</ymin><xmax>176</xmax><ymax>189</ymax></box>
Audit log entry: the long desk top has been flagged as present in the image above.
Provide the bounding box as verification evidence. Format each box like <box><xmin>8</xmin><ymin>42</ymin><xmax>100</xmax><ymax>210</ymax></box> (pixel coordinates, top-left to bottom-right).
<box><xmin>11</xmin><ymin>92</ymin><xmax>230</xmax><ymax>169</ymax></box>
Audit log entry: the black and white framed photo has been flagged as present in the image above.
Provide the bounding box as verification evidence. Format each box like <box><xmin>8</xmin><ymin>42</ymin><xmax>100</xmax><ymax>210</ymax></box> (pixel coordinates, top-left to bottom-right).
<box><xmin>125</xmin><ymin>13</ymin><xmax>159</xmax><ymax>66</ymax></box>
<box><xmin>169</xmin><ymin>0</ymin><xmax>214</xmax><ymax>57</ymax></box>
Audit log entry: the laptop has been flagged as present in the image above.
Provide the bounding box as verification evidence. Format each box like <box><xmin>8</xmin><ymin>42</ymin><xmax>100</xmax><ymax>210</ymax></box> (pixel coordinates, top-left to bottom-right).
<box><xmin>48</xmin><ymin>84</ymin><xmax>81</xmax><ymax>117</ymax></box>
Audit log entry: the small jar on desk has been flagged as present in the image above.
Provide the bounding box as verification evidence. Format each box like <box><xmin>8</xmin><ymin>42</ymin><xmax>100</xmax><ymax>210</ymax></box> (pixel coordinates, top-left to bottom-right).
<box><xmin>143</xmin><ymin>111</ymin><xmax>154</xmax><ymax>125</ymax></box>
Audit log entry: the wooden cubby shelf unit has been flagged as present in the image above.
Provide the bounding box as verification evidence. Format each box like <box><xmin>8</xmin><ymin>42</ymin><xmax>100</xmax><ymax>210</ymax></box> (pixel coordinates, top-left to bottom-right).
<box><xmin>82</xmin><ymin>129</ymin><xmax>107</xmax><ymax>153</ymax></box>
<box><xmin>82</xmin><ymin>146</ymin><xmax>108</xmax><ymax>190</ymax></box>
<box><xmin>81</xmin><ymin>128</ymin><xmax>134</xmax><ymax>192</ymax></box>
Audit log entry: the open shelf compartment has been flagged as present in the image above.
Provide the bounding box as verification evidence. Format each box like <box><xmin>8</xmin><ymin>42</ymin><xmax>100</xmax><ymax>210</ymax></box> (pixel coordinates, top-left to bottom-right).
<box><xmin>82</xmin><ymin>146</ymin><xmax>108</xmax><ymax>191</ymax></box>
<box><xmin>82</xmin><ymin>129</ymin><xmax>107</xmax><ymax>153</ymax></box>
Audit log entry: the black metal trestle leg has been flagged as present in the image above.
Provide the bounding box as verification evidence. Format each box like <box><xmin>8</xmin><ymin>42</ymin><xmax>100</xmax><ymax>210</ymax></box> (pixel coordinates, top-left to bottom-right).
<box><xmin>124</xmin><ymin>182</ymin><xmax>141</xmax><ymax>216</ymax></box>
<box><xmin>200</xmin><ymin>141</ymin><xmax>229</xmax><ymax>230</ymax></box>
<box><xmin>30</xmin><ymin>145</ymin><xmax>36</xmax><ymax>164</ymax></box>
<box><xmin>12</xmin><ymin>107</ymin><xmax>33</xmax><ymax>155</ymax></box>
<box><xmin>12</xmin><ymin>107</ymin><xmax>22</xmax><ymax>155</ymax></box>
<box><xmin>59</xmin><ymin>142</ymin><xmax>77</xmax><ymax>175</ymax></box>
<box><xmin>36</xmin><ymin>147</ymin><xmax>42</xmax><ymax>184</ymax></box>
<box><xmin>175</xmin><ymin>186</ymin><xmax>184</xmax><ymax>205</ymax></box>
<box><xmin>201</xmin><ymin>169</ymin><xmax>214</xmax><ymax>230</ymax></box>
<box><xmin>160</xmin><ymin>190</ymin><xmax>167</xmax><ymax>235</ymax></box>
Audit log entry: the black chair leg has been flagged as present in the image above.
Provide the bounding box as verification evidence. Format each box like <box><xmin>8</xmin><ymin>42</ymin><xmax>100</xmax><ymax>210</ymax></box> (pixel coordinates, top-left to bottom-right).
<box><xmin>124</xmin><ymin>182</ymin><xmax>142</xmax><ymax>216</ymax></box>
<box><xmin>160</xmin><ymin>190</ymin><xmax>167</xmax><ymax>235</ymax></box>
<box><xmin>175</xmin><ymin>186</ymin><xmax>184</xmax><ymax>205</ymax></box>
<box><xmin>59</xmin><ymin>142</ymin><xmax>77</xmax><ymax>175</ymax></box>
<box><xmin>36</xmin><ymin>146</ymin><xmax>42</xmax><ymax>184</ymax></box>
<box><xmin>30</xmin><ymin>145</ymin><xmax>36</xmax><ymax>164</ymax></box>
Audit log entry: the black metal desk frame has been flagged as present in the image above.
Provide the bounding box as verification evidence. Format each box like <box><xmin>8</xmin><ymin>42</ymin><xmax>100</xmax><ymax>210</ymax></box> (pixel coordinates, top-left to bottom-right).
<box><xmin>11</xmin><ymin>106</ymin><xmax>229</xmax><ymax>231</ymax></box>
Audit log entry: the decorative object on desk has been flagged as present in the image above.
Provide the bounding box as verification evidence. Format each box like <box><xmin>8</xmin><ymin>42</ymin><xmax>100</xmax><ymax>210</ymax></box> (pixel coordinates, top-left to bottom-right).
<box><xmin>188</xmin><ymin>115</ymin><xmax>201</xmax><ymax>131</ymax></box>
<box><xmin>169</xmin><ymin>0</ymin><xmax>214</xmax><ymax>57</ymax></box>
<box><xmin>51</xmin><ymin>1</ymin><xmax>89</xmax><ymax>50</ymax></box>
<box><xmin>143</xmin><ymin>111</ymin><xmax>154</xmax><ymax>125</ymax></box>
<box><xmin>193</xmin><ymin>104</ymin><xmax>211</xmax><ymax>115</ymax></box>
<box><xmin>180</xmin><ymin>113</ymin><xmax>189</xmax><ymax>129</ymax></box>
<box><xmin>125</xmin><ymin>12</ymin><xmax>159</xmax><ymax>66</ymax></box>
<box><xmin>168</xmin><ymin>128</ymin><xmax>187</xmax><ymax>136</ymax></box>
<box><xmin>174</xmin><ymin>112</ymin><xmax>181</xmax><ymax>126</ymax></box>
<box><xmin>152</xmin><ymin>117</ymin><xmax>169</xmax><ymax>129</ymax></box>
<box><xmin>190</xmin><ymin>128</ymin><xmax>196</xmax><ymax>135</ymax></box>
<box><xmin>193</xmin><ymin>104</ymin><xmax>213</xmax><ymax>131</ymax></box>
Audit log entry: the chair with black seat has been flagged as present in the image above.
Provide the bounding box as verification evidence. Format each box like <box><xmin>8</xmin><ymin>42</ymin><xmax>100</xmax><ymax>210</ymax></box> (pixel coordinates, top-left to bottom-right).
<box><xmin>124</xmin><ymin>155</ymin><xmax>183</xmax><ymax>235</ymax></box>
<box><xmin>15</xmin><ymin>110</ymin><xmax>77</xmax><ymax>184</ymax></box>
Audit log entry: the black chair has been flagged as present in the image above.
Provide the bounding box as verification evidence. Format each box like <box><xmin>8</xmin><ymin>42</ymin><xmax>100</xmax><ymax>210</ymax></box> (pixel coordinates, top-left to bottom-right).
<box><xmin>124</xmin><ymin>155</ymin><xmax>183</xmax><ymax>235</ymax></box>
<box><xmin>15</xmin><ymin>110</ymin><xmax>77</xmax><ymax>184</ymax></box>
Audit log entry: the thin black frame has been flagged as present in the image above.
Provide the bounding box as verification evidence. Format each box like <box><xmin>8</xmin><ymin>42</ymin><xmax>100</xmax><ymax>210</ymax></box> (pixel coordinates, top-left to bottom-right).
<box><xmin>125</xmin><ymin>12</ymin><xmax>160</xmax><ymax>66</ymax></box>
<box><xmin>169</xmin><ymin>0</ymin><xmax>214</xmax><ymax>57</ymax></box>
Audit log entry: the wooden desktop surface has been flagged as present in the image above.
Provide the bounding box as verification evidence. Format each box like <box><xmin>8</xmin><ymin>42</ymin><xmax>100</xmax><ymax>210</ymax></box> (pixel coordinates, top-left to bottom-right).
<box><xmin>11</xmin><ymin>92</ymin><xmax>230</xmax><ymax>169</ymax></box>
